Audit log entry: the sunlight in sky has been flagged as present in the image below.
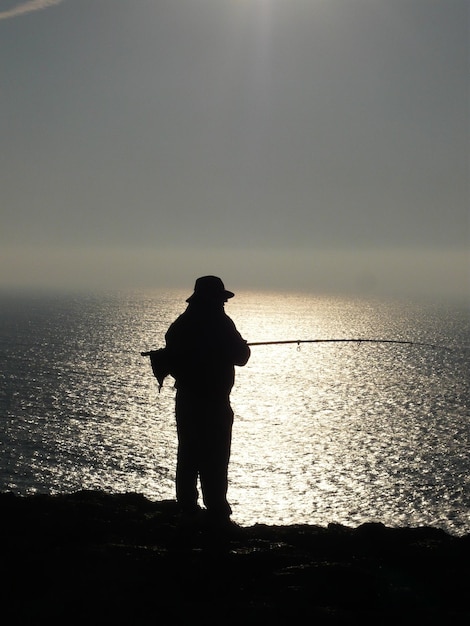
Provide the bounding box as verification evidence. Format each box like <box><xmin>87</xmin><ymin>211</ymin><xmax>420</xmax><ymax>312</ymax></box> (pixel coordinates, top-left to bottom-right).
<box><xmin>0</xmin><ymin>0</ymin><xmax>467</xmax><ymax>300</ymax></box>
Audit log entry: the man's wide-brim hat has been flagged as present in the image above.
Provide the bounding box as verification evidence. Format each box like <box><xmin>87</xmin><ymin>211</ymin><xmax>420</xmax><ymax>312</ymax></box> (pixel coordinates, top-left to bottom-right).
<box><xmin>186</xmin><ymin>276</ymin><xmax>235</xmax><ymax>303</ymax></box>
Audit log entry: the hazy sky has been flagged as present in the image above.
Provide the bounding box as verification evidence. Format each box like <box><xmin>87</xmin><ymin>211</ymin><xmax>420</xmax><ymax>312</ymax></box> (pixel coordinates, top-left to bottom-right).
<box><xmin>1</xmin><ymin>0</ymin><xmax>468</xmax><ymax>299</ymax></box>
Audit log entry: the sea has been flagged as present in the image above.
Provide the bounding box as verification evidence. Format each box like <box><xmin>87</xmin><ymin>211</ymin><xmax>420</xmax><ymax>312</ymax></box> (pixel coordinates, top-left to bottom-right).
<box><xmin>1</xmin><ymin>288</ymin><xmax>469</xmax><ymax>536</ymax></box>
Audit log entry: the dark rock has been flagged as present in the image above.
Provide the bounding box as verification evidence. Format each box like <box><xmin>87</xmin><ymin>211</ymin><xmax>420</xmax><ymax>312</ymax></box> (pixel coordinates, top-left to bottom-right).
<box><xmin>1</xmin><ymin>491</ymin><xmax>469</xmax><ymax>625</ymax></box>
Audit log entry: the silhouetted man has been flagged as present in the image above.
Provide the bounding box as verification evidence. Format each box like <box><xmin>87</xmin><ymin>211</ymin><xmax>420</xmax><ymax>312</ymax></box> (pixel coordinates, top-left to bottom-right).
<box><xmin>165</xmin><ymin>276</ymin><xmax>251</xmax><ymax>532</ymax></box>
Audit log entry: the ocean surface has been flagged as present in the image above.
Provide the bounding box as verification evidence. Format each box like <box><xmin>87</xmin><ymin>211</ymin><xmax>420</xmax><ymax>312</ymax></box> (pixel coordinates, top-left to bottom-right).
<box><xmin>1</xmin><ymin>288</ymin><xmax>469</xmax><ymax>535</ymax></box>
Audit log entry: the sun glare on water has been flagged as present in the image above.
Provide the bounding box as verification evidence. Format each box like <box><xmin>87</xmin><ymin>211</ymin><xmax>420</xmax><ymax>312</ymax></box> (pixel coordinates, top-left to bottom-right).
<box><xmin>1</xmin><ymin>289</ymin><xmax>468</xmax><ymax>535</ymax></box>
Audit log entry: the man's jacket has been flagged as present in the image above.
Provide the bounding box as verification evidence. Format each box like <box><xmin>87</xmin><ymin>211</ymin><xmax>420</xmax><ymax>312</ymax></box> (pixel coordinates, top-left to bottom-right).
<box><xmin>165</xmin><ymin>302</ymin><xmax>250</xmax><ymax>396</ymax></box>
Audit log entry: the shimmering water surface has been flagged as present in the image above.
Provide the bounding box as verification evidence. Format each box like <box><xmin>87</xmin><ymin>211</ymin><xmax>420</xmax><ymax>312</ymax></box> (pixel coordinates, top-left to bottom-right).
<box><xmin>1</xmin><ymin>289</ymin><xmax>469</xmax><ymax>535</ymax></box>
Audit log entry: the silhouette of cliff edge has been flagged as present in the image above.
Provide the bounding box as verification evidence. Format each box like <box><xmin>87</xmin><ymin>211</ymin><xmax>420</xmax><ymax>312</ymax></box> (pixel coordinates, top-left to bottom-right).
<box><xmin>2</xmin><ymin>491</ymin><xmax>469</xmax><ymax>625</ymax></box>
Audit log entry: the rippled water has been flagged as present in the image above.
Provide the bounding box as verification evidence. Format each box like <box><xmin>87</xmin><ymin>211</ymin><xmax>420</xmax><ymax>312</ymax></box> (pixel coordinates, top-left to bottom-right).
<box><xmin>1</xmin><ymin>289</ymin><xmax>469</xmax><ymax>535</ymax></box>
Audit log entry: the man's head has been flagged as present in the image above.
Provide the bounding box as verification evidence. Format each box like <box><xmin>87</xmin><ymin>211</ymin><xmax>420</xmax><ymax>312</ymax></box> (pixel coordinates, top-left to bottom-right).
<box><xmin>186</xmin><ymin>276</ymin><xmax>235</xmax><ymax>304</ymax></box>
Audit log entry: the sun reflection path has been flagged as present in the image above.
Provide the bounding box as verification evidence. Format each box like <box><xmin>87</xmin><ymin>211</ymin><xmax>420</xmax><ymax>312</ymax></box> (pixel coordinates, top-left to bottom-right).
<box><xmin>3</xmin><ymin>289</ymin><xmax>467</xmax><ymax>534</ymax></box>
<box><xmin>226</xmin><ymin>293</ymin><xmax>469</xmax><ymax>532</ymax></box>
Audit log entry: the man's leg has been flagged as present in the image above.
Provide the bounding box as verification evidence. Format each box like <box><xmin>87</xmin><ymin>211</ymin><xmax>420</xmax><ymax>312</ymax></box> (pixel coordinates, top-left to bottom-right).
<box><xmin>199</xmin><ymin>400</ymin><xmax>234</xmax><ymax>521</ymax></box>
<box><xmin>175</xmin><ymin>393</ymin><xmax>200</xmax><ymax>514</ymax></box>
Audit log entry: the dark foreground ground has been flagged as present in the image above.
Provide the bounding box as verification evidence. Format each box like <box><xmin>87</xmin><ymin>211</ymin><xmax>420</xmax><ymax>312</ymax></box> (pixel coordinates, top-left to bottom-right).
<box><xmin>2</xmin><ymin>491</ymin><xmax>469</xmax><ymax>625</ymax></box>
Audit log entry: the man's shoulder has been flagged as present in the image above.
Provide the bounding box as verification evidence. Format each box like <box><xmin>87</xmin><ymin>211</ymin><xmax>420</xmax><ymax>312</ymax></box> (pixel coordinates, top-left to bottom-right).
<box><xmin>222</xmin><ymin>313</ymin><xmax>238</xmax><ymax>329</ymax></box>
<box><xmin>166</xmin><ymin>310</ymin><xmax>197</xmax><ymax>338</ymax></box>
<box><xmin>169</xmin><ymin>312</ymin><xmax>187</xmax><ymax>326</ymax></box>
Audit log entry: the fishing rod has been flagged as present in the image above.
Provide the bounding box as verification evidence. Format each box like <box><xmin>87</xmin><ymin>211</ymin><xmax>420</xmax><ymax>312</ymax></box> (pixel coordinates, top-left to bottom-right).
<box><xmin>142</xmin><ymin>338</ymin><xmax>451</xmax><ymax>357</ymax></box>
<box><xmin>246</xmin><ymin>338</ymin><xmax>447</xmax><ymax>350</ymax></box>
<box><xmin>141</xmin><ymin>338</ymin><xmax>455</xmax><ymax>391</ymax></box>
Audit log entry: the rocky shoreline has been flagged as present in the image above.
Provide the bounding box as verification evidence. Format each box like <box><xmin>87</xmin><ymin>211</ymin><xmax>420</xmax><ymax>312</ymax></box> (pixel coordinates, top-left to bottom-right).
<box><xmin>2</xmin><ymin>490</ymin><xmax>469</xmax><ymax>624</ymax></box>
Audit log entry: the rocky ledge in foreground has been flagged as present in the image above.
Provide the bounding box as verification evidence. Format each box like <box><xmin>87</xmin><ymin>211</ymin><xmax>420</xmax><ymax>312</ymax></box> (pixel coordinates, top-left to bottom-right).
<box><xmin>2</xmin><ymin>491</ymin><xmax>469</xmax><ymax>625</ymax></box>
